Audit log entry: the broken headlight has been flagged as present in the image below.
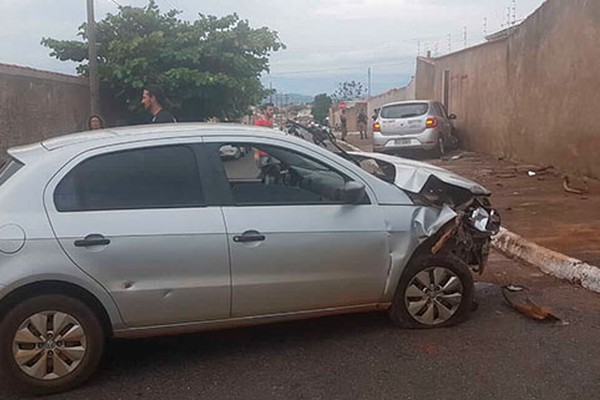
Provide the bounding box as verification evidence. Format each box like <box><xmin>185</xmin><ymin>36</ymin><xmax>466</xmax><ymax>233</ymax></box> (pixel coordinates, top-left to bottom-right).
<box><xmin>469</xmin><ymin>207</ymin><xmax>501</xmax><ymax>236</ymax></box>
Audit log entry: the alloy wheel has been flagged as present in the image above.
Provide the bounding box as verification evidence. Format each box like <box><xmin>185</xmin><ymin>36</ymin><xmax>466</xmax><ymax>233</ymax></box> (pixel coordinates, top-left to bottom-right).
<box><xmin>12</xmin><ymin>311</ymin><xmax>87</xmax><ymax>381</ymax></box>
<box><xmin>404</xmin><ymin>267</ymin><xmax>464</xmax><ymax>326</ymax></box>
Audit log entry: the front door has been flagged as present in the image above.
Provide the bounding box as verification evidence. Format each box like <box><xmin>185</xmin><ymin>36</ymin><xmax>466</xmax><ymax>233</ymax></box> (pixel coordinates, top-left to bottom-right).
<box><xmin>44</xmin><ymin>142</ymin><xmax>230</xmax><ymax>327</ymax></box>
<box><xmin>208</xmin><ymin>140</ymin><xmax>390</xmax><ymax>317</ymax></box>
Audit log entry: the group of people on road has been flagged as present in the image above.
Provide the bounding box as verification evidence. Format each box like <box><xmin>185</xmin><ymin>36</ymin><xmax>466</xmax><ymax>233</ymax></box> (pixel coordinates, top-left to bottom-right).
<box><xmin>339</xmin><ymin>109</ymin><xmax>369</xmax><ymax>142</ymax></box>
<box><xmin>87</xmin><ymin>84</ymin><xmax>177</xmax><ymax>131</ymax></box>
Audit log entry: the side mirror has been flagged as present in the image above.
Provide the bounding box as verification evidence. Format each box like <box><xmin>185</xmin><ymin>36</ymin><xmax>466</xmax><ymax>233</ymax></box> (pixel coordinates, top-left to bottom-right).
<box><xmin>339</xmin><ymin>181</ymin><xmax>366</xmax><ymax>204</ymax></box>
<box><xmin>448</xmin><ymin>113</ymin><xmax>457</xmax><ymax>120</ymax></box>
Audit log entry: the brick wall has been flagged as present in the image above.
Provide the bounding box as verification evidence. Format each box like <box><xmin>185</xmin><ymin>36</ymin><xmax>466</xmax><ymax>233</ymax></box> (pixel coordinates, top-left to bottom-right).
<box><xmin>0</xmin><ymin>64</ymin><xmax>90</xmax><ymax>160</ymax></box>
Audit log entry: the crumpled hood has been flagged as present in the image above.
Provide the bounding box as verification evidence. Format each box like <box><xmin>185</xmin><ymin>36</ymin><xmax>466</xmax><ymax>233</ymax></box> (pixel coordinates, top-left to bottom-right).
<box><xmin>349</xmin><ymin>151</ymin><xmax>491</xmax><ymax>195</ymax></box>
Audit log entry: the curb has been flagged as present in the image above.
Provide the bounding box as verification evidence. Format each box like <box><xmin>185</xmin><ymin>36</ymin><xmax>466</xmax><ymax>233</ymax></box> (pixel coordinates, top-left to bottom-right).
<box><xmin>492</xmin><ymin>227</ymin><xmax>600</xmax><ymax>294</ymax></box>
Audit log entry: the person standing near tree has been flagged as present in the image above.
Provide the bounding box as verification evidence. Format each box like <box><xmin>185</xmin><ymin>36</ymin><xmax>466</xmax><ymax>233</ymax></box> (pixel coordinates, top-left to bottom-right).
<box><xmin>141</xmin><ymin>84</ymin><xmax>177</xmax><ymax>124</ymax></box>
<box><xmin>88</xmin><ymin>115</ymin><xmax>105</xmax><ymax>130</ymax></box>
<box><xmin>254</xmin><ymin>103</ymin><xmax>276</xmax><ymax>171</ymax></box>
<box><xmin>255</xmin><ymin>103</ymin><xmax>275</xmax><ymax>127</ymax></box>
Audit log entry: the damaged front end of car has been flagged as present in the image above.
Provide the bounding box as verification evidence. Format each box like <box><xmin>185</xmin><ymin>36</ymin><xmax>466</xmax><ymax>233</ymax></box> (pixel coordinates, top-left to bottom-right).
<box><xmin>349</xmin><ymin>151</ymin><xmax>501</xmax><ymax>273</ymax></box>
<box><xmin>406</xmin><ymin>175</ymin><xmax>501</xmax><ymax>274</ymax></box>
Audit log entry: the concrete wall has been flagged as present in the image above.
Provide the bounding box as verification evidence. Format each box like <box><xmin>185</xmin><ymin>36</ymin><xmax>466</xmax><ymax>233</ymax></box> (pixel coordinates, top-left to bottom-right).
<box><xmin>414</xmin><ymin>0</ymin><xmax>600</xmax><ymax>178</ymax></box>
<box><xmin>0</xmin><ymin>64</ymin><xmax>90</xmax><ymax>160</ymax></box>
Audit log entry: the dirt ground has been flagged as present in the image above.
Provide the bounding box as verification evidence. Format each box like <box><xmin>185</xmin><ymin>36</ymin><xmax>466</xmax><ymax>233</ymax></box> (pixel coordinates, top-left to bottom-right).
<box><xmin>343</xmin><ymin>133</ymin><xmax>600</xmax><ymax>266</ymax></box>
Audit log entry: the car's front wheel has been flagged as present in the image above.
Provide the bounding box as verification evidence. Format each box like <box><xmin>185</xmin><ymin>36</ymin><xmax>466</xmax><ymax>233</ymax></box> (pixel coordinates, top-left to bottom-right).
<box><xmin>389</xmin><ymin>254</ymin><xmax>474</xmax><ymax>329</ymax></box>
<box><xmin>0</xmin><ymin>294</ymin><xmax>105</xmax><ymax>395</ymax></box>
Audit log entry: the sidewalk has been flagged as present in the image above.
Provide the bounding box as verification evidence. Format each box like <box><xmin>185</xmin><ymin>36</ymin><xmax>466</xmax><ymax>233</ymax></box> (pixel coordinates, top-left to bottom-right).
<box><xmin>342</xmin><ymin>132</ymin><xmax>600</xmax><ymax>267</ymax></box>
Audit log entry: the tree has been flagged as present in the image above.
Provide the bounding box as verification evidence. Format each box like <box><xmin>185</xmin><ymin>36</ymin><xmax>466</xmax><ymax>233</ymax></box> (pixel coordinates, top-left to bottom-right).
<box><xmin>41</xmin><ymin>0</ymin><xmax>285</xmax><ymax>123</ymax></box>
<box><xmin>331</xmin><ymin>80</ymin><xmax>365</xmax><ymax>102</ymax></box>
<box><xmin>311</xmin><ymin>94</ymin><xmax>332</xmax><ymax>125</ymax></box>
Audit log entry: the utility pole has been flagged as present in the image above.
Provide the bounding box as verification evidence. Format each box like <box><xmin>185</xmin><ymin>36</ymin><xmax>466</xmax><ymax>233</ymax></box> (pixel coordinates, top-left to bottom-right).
<box><xmin>448</xmin><ymin>34</ymin><xmax>452</xmax><ymax>53</ymax></box>
<box><xmin>483</xmin><ymin>17</ymin><xmax>488</xmax><ymax>36</ymax></box>
<box><xmin>463</xmin><ymin>26</ymin><xmax>468</xmax><ymax>48</ymax></box>
<box><xmin>86</xmin><ymin>0</ymin><xmax>100</xmax><ymax>115</ymax></box>
<box><xmin>417</xmin><ymin>40</ymin><xmax>421</xmax><ymax>57</ymax></box>
<box><xmin>367</xmin><ymin>67</ymin><xmax>371</xmax><ymax>100</ymax></box>
<box><xmin>512</xmin><ymin>0</ymin><xmax>517</xmax><ymax>25</ymax></box>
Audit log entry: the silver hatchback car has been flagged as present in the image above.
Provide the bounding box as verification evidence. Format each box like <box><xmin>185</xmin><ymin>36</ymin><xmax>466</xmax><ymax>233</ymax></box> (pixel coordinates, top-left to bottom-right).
<box><xmin>0</xmin><ymin>124</ymin><xmax>499</xmax><ymax>394</ymax></box>
<box><xmin>372</xmin><ymin>100</ymin><xmax>457</xmax><ymax>155</ymax></box>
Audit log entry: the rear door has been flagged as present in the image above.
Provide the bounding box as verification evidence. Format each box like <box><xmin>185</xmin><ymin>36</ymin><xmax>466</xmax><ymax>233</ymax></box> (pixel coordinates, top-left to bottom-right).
<box><xmin>379</xmin><ymin>102</ymin><xmax>429</xmax><ymax>136</ymax></box>
<box><xmin>44</xmin><ymin>140</ymin><xmax>231</xmax><ymax>328</ymax></box>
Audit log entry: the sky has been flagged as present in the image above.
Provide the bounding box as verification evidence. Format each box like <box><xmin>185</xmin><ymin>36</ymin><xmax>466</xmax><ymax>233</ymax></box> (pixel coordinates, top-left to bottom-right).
<box><xmin>0</xmin><ymin>0</ymin><xmax>546</xmax><ymax>97</ymax></box>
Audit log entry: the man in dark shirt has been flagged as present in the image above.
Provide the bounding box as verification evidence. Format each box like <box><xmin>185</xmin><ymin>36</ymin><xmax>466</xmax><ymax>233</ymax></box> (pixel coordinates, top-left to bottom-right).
<box><xmin>141</xmin><ymin>84</ymin><xmax>177</xmax><ymax>123</ymax></box>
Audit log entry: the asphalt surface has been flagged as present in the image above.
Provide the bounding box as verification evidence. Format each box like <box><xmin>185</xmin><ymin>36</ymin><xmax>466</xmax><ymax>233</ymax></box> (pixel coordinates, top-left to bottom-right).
<box><xmin>1</xmin><ymin>252</ymin><xmax>599</xmax><ymax>400</ymax></box>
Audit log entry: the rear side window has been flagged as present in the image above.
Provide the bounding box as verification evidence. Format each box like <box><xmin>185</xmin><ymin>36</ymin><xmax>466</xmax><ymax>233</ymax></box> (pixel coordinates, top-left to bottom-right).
<box><xmin>54</xmin><ymin>145</ymin><xmax>204</xmax><ymax>212</ymax></box>
<box><xmin>0</xmin><ymin>159</ymin><xmax>24</xmax><ymax>187</ymax></box>
<box><xmin>381</xmin><ymin>103</ymin><xmax>429</xmax><ymax>119</ymax></box>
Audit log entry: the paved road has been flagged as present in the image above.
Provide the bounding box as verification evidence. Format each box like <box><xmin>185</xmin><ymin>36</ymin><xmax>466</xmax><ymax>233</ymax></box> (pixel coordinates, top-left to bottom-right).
<box><xmin>2</xmin><ymin>252</ymin><xmax>599</xmax><ymax>400</ymax></box>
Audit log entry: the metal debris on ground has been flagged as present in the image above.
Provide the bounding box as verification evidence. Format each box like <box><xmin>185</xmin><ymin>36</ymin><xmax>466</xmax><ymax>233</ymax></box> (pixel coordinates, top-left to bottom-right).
<box><xmin>501</xmin><ymin>286</ymin><xmax>568</xmax><ymax>325</ymax></box>
<box><xmin>563</xmin><ymin>176</ymin><xmax>588</xmax><ymax>195</ymax></box>
<box><xmin>527</xmin><ymin>171</ymin><xmax>537</xmax><ymax>177</ymax></box>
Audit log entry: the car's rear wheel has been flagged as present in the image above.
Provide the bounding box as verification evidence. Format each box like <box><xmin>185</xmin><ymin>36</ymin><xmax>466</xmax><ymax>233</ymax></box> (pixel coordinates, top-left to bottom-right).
<box><xmin>0</xmin><ymin>294</ymin><xmax>105</xmax><ymax>395</ymax></box>
<box><xmin>389</xmin><ymin>254</ymin><xmax>473</xmax><ymax>329</ymax></box>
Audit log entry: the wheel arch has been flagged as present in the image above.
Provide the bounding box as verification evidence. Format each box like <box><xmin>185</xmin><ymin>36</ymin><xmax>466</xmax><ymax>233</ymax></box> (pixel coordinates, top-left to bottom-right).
<box><xmin>0</xmin><ymin>280</ymin><xmax>114</xmax><ymax>339</ymax></box>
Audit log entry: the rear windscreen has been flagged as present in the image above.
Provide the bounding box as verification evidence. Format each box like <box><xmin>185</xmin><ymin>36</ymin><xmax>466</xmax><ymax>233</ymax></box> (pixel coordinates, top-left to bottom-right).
<box><xmin>0</xmin><ymin>159</ymin><xmax>24</xmax><ymax>187</ymax></box>
<box><xmin>381</xmin><ymin>103</ymin><xmax>429</xmax><ymax>119</ymax></box>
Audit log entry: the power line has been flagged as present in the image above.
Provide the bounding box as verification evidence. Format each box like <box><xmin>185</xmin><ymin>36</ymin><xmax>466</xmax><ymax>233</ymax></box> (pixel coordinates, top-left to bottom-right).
<box><xmin>270</xmin><ymin>60</ymin><xmax>415</xmax><ymax>77</ymax></box>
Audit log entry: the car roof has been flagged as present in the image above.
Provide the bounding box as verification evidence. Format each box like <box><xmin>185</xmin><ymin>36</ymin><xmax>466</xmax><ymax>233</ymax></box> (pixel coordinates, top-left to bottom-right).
<box><xmin>7</xmin><ymin>123</ymin><xmax>284</xmax><ymax>164</ymax></box>
<box><xmin>40</xmin><ymin>123</ymin><xmax>280</xmax><ymax>151</ymax></box>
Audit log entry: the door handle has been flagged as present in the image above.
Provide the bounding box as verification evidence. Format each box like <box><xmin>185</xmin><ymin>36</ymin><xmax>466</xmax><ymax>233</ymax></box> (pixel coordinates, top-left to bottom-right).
<box><xmin>233</xmin><ymin>233</ymin><xmax>266</xmax><ymax>243</ymax></box>
<box><xmin>74</xmin><ymin>234</ymin><xmax>111</xmax><ymax>247</ymax></box>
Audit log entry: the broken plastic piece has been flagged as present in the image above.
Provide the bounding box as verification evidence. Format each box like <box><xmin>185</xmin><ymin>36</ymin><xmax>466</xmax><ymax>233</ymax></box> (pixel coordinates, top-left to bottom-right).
<box><xmin>563</xmin><ymin>176</ymin><xmax>587</xmax><ymax>195</ymax></box>
<box><xmin>505</xmin><ymin>284</ymin><xmax>526</xmax><ymax>292</ymax></box>
<box><xmin>527</xmin><ymin>171</ymin><xmax>537</xmax><ymax>177</ymax></box>
<box><xmin>501</xmin><ymin>287</ymin><xmax>566</xmax><ymax>324</ymax></box>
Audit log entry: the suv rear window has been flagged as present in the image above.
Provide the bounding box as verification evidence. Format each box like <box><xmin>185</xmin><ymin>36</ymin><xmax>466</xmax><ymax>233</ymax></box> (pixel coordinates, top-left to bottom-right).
<box><xmin>381</xmin><ymin>103</ymin><xmax>429</xmax><ymax>119</ymax></box>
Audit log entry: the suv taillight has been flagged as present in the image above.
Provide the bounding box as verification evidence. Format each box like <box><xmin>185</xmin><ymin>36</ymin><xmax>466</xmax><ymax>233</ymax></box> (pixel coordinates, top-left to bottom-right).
<box><xmin>425</xmin><ymin>117</ymin><xmax>438</xmax><ymax>128</ymax></box>
<box><xmin>373</xmin><ymin>122</ymin><xmax>381</xmax><ymax>132</ymax></box>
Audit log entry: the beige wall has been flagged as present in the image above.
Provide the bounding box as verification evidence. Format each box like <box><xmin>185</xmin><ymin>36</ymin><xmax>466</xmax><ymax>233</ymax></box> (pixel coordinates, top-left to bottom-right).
<box><xmin>0</xmin><ymin>64</ymin><xmax>90</xmax><ymax>160</ymax></box>
<box><xmin>415</xmin><ymin>0</ymin><xmax>600</xmax><ymax>178</ymax></box>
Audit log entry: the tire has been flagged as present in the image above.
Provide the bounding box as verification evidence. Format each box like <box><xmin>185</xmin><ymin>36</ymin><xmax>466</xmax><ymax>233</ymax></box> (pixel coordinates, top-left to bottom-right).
<box><xmin>389</xmin><ymin>254</ymin><xmax>474</xmax><ymax>329</ymax></box>
<box><xmin>0</xmin><ymin>294</ymin><xmax>105</xmax><ymax>395</ymax></box>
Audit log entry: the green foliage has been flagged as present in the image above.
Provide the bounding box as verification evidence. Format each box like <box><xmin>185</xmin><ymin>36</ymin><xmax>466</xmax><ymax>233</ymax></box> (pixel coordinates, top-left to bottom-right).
<box><xmin>41</xmin><ymin>0</ymin><xmax>285</xmax><ymax>122</ymax></box>
<box><xmin>331</xmin><ymin>80</ymin><xmax>365</xmax><ymax>102</ymax></box>
<box><xmin>311</xmin><ymin>93</ymin><xmax>332</xmax><ymax>125</ymax></box>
